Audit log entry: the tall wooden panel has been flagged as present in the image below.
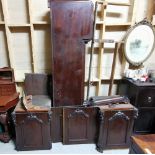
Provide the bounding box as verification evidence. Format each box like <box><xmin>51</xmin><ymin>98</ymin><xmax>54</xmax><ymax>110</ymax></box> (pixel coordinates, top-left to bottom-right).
<box><xmin>49</xmin><ymin>0</ymin><xmax>94</xmax><ymax>106</ymax></box>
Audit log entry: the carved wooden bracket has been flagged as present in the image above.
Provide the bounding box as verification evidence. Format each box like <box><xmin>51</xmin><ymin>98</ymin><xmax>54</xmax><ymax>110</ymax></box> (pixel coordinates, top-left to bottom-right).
<box><xmin>98</xmin><ymin>110</ymin><xmax>104</xmax><ymax>124</ymax></box>
<box><xmin>12</xmin><ymin>111</ymin><xmax>52</xmax><ymax>126</ymax></box>
<box><xmin>68</xmin><ymin>109</ymin><xmax>89</xmax><ymax>118</ymax></box>
<box><xmin>109</xmin><ymin>111</ymin><xmax>130</xmax><ymax>121</ymax></box>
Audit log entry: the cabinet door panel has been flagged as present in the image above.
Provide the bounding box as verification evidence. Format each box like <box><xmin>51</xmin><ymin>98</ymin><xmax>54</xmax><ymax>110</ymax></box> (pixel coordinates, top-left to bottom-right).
<box><xmin>107</xmin><ymin>116</ymin><xmax>128</xmax><ymax>145</ymax></box>
<box><xmin>14</xmin><ymin>112</ymin><xmax>51</xmax><ymax>151</ymax></box>
<box><xmin>134</xmin><ymin>109</ymin><xmax>155</xmax><ymax>134</ymax></box>
<box><xmin>106</xmin><ymin>111</ymin><xmax>132</xmax><ymax>147</ymax></box>
<box><xmin>63</xmin><ymin>107</ymin><xmax>98</xmax><ymax>144</ymax></box>
<box><xmin>50</xmin><ymin>0</ymin><xmax>93</xmax><ymax>106</ymax></box>
<box><xmin>97</xmin><ymin>110</ymin><xmax>134</xmax><ymax>151</ymax></box>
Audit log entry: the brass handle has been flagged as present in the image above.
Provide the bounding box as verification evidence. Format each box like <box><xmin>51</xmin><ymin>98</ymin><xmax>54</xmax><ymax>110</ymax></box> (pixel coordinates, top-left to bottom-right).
<box><xmin>148</xmin><ymin>96</ymin><xmax>152</xmax><ymax>103</ymax></box>
<box><xmin>57</xmin><ymin>90</ymin><xmax>61</xmax><ymax>97</ymax></box>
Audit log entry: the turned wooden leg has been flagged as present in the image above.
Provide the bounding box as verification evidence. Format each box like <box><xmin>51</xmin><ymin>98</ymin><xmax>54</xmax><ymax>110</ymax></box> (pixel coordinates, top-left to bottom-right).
<box><xmin>0</xmin><ymin>113</ymin><xmax>11</xmax><ymax>143</ymax></box>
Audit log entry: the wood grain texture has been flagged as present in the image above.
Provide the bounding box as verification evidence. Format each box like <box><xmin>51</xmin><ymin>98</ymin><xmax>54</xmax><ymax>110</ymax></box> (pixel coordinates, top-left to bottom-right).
<box><xmin>96</xmin><ymin>104</ymin><xmax>136</xmax><ymax>153</ymax></box>
<box><xmin>129</xmin><ymin>134</ymin><xmax>155</xmax><ymax>154</ymax></box>
<box><xmin>50</xmin><ymin>107</ymin><xmax>63</xmax><ymax>142</ymax></box>
<box><xmin>63</xmin><ymin>106</ymin><xmax>99</xmax><ymax>144</ymax></box>
<box><xmin>12</xmin><ymin>108</ymin><xmax>52</xmax><ymax>151</ymax></box>
<box><xmin>50</xmin><ymin>0</ymin><xmax>93</xmax><ymax>106</ymax></box>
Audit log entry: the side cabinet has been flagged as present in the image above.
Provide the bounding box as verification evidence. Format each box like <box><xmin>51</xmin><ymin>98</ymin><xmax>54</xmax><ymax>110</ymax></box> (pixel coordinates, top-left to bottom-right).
<box><xmin>63</xmin><ymin>107</ymin><xmax>99</xmax><ymax>144</ymax></box>
<box><xmin>96</xmin><ymin>104</ymin><xmax>137</xmax><ymax>153</ymax></box>
<box><xmin>119</xmin><ymin>79</ymin><xmax>155</xmax><ymax>134</ymax></box>
<box><xmin>49</xmin><ymin>0</ymin><xmax>94</xmax><ymax>106</ymax></box>
<box><xmin>12</xmin><ymin>110</ymin><xmax>52</xmax><ymax>151</ymax></box>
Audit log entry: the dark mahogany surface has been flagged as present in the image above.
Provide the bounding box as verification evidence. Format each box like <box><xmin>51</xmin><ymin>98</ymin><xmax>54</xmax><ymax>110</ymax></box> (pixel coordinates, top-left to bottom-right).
<box><xmin>96</xmin><ymin>104</ymin><xmax>137</xmax><ymax>153</ymax></box>
<box><xmin>129</xmin><ymin>134</ymin><xmax>155</xmax><ymax>154</ymax></box>
<box><xmin>50</xmin><ymin>0</ymin><xmax>94</xmax><ymax>106</ymax></box>
<box><xmin>12</xmin><ymin>103</ymin><xmax>52</xmax><ymax>151</ymax></box>
<box><xmin>63</xmin><ymin>106</ymin><xmax>99</xmax><ymax>144</ymax></box>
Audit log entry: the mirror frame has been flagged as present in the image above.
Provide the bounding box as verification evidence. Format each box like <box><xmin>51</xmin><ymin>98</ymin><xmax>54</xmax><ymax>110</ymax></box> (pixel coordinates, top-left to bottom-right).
<box><xmin>124</xmin><ymin>19</ymin><xmax>155</xmax><ymax>66</ymax></box>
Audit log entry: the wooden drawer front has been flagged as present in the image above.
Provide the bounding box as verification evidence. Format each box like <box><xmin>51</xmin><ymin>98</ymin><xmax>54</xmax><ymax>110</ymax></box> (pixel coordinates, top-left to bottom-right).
<box><xmin>63</xmin><ymin>107</ymin><xmax>98</xmax><ymax>144</ymax></box>
<box><xmin>134</xmin><ymin>108</ymin><xmax>155</xmax><ymax>134</ymax></box>
<box><xmin>0</xmin><ymin>84</ymin><xmax>16</xmax><ymax>96</ymax></box>
<box><xmin>12</xmin><ymin>112</ymin><xmax>51</xmax><ymax>151</ymax></box>
<box><xmin>138</xmin><ymin>88</ymin><xmax>155</xmax><ymax>107</ymax></box>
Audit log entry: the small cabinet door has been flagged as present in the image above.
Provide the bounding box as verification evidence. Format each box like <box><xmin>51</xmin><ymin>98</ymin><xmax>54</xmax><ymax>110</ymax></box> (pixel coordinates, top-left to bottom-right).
<box><xmin>63</xmin><ymin>107</ymin><xmax>98</xmax><ymax>144</ymax></box>
<box><xmin>137</xmin><ymin>88</ymin><xmax>155</xmax><ymax>107</ymax></box>
<box><xmin>105</xmin><ymin>111</ymin><xmax>133</xmax><ymax>148</ymax></box>
<box><xmin>97</xmin><ymin>110</ymin><xmax>135</xmax><ymax>152</ymax></box>
<box><xmin>13</xmin><ymin>112</ymin><xmax>51</xmax><ymax>151</ymax></box>
<box><xmin>133</xmin><ymin>108</ymin><xmax>155</xmax><ymax>134</ymax></box>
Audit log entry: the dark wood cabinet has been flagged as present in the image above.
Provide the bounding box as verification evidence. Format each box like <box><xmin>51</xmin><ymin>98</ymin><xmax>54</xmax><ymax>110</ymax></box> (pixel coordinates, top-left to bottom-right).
<box><xmin>119</xmin><ymin>79</ymin><xmax>155</xmax><ymax>134</ymax></box>
<box><xmin>12</xmin><ymin>103</ymin><xmax>52</xmax><ymax>151</ymax></box>
<box><xmin>134</xmin><ymin>108</ymin><xmax>155</xmax><ymax>133</ymax></box>
<box><xmin>49</xmin><ymin>0</ymin><xmax>94</xmax><ymax>106</ymax></box>
<box><xmin>96</xmin><ymin>104</ymin><xmax>137</xmax><ymax>153</ymax></box>
<box><xmin>63</xmin><ymin>106</ymin><xmax>99</xmax><ymax>144</ymax></box>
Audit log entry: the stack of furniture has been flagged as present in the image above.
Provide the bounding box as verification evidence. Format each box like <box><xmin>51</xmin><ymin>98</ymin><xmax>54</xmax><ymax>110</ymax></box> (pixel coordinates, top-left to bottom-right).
<box><xmin>11</xmin><ymin>0</ymin><xmax>137</xmax><ymax>152</ymax></box>
<box><xmin>49</xmin><ymin>0</ymin><xmax>96</xmax><ymax>144</ymax></box>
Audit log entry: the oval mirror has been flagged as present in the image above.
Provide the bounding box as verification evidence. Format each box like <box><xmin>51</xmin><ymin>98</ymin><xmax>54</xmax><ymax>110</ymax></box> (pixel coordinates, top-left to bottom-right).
<box><xmin>124</xmin><ymin>20</ymin><xmax>155</xmax><ymax>66</ymax></box>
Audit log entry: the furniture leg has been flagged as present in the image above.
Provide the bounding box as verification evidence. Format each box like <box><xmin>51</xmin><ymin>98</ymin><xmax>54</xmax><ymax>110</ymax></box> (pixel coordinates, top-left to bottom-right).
<box><xmin>0</xmin><ymin>113</ymin><xmax>10</xmax><ymax>143</ymax></box>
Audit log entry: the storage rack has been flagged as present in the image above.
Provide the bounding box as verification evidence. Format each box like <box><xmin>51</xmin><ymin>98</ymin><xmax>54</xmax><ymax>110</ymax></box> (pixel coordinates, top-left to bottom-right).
<box><xmin>0</xmin><ymin>0</ymin><xmax>138</xmax><ymax>98</ymax></box>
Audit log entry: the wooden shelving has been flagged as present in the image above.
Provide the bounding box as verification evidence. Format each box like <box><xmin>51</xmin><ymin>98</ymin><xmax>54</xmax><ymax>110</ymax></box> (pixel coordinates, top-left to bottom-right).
<box><xmin>0</xmin><ymin>0</ymin><xmax>52</xmax><ymax>91</ymax></box>
<box><xmin>0</xmin><ymin>21</ymin><xmax>5</xmax><ymax>24</ymax></box>
<box><xmin>32</xmin><ymin>21</ymin><xmax>50</xmax><ymax>25</ymax></box>
<box><xmin>96</xmin><ymin>21</ymin><xmax>104</xmax><ymax>25</ymax></box>
<box><xmin>8</xmin><ymin>24</ymin><xmax>31</xmax><ymax>27</ymax></box>
<box><xmin>96</xmin><ymin>22</ymin><xmax>132</xmax><ymax>27</ymax></box>
<box><xmin>107</xmin><ymin>2</ymin><xmax>131</xmax><ymax>7</ymax></box>
<box><xmin>106</xmin><ymin>22</ymin><xmax>132</xmax><ymax>27</ymax></box>
<box><xmin>0</xmin><ymin>0</ymin><xmax>139</xmax><ymax>97</ymax></box>
<box><xmin>85</xmin><ymin>0</ymin><xmax>137</xmax><ymax>97</ymax></box>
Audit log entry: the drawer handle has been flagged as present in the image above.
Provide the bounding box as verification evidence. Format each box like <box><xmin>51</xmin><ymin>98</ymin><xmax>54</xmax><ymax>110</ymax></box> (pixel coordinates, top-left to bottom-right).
<box><xmin>57</xmin><ymin>90</ymin><xmax>61</xmax><ymax>97</ymax></box>
<box><xmin>148</xmin><ymin>96</ymin><xmax>152</xmax><ymax>103</ymax></box>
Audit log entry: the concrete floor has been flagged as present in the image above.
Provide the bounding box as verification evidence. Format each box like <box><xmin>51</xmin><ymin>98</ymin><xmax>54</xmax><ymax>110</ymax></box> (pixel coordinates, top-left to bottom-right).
<box><xmin>0</xmin><ymin>140</ymin><xmax>129</xmax><ymax>154</ymax></box>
